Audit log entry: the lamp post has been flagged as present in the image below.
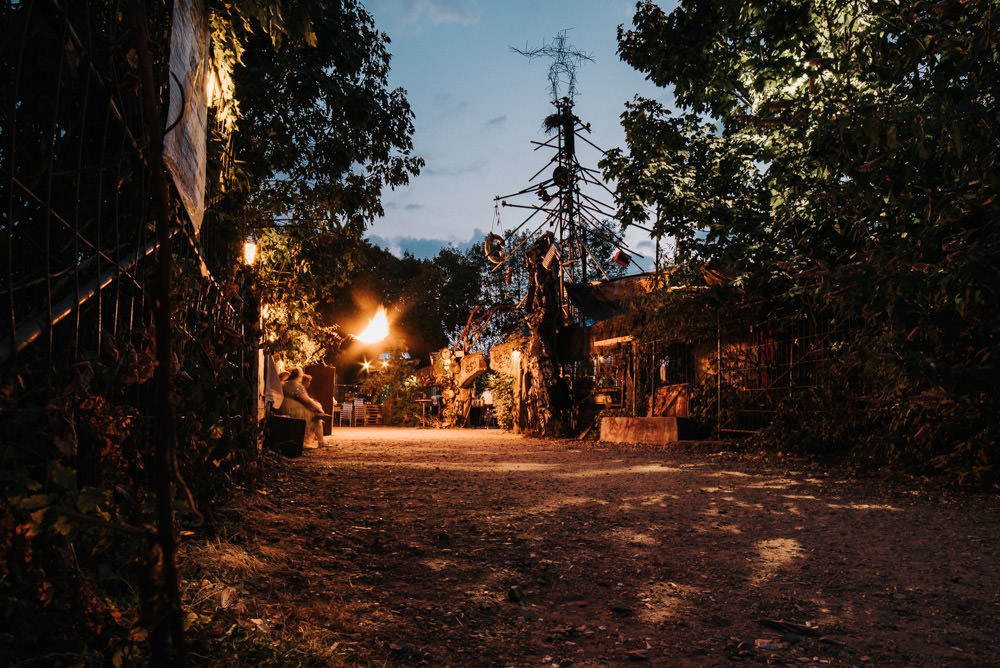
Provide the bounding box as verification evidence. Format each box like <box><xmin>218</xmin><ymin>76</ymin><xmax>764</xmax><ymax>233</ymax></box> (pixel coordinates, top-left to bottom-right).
<box><xmin>241</xmin><ymin>236</ymin><xmax>266</xmax><ymax>423</ymax></box>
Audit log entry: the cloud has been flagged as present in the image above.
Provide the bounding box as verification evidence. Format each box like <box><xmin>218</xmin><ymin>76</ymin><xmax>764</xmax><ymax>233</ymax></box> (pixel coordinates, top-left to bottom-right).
<box><xmin>413</xmin><ymin>0</ymin><xmax>481</xmax><ymax>26</ymax></box>
<box><xmin>371</xmin><ymin>0</ymin><xmax>481</xmax><ymax>33</ymax></box>
<box><xmin>367</xmin><ymin>228</ymin><xmax>487</xmax><ymax>259</ymax></box>
<box><xmin>421</xmin><ymin>157</ymin><xmax>490</xmax><ymax>178</ymax></box>
<box><xmin>428</xmin><ymin>92</ymin><xmax>470</xmax><ymax>123</ymax></box>
<box><xmin>483</xmin><ymin>115</ymin><xmax>507</xmax><ymax>130</ymax></box>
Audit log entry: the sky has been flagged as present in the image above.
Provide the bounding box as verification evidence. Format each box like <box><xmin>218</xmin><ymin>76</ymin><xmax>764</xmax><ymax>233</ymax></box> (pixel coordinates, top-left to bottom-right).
<box><xmin>362</xmin><ymin>0</ymin><xmax>675</xmax><ymax>269</ymax></box>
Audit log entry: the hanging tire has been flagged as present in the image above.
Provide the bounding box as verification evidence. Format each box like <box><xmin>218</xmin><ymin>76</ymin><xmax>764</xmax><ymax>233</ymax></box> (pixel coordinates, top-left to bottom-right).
<box><xmin>484</xmin><ymin>233</ymin><xmax>506</xmax><ymax>265</ymax></box>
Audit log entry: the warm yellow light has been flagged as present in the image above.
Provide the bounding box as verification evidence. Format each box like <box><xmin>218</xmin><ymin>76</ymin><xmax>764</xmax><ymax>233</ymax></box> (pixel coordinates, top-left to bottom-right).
<box><xmin>206</xmin><ymin>69</ymin><xmax>219</xmax><ymax>104</ymax></box>
<box><xmin>243</xmin><ymin>240</ymin><xmax>257</xmax><ymax>266</ymax></box>
<box><xmin>381</xmin><ymin>360</ymin><xmax>389</xmax><ymax>368</ymax></box>
<box><xmin>361</xmin><ymin>360</ymin><xmax>371</xmax><ymax>371</ymax></box>
<box><xmin>356</xmin><ymin>306</ymin><xmax>389</xmax><ymax>343</ymax></box>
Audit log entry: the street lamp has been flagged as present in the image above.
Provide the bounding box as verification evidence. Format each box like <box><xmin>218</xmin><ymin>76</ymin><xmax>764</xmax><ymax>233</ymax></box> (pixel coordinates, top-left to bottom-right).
<box><xmin>355</xmin><ymin>306</ymin><xmax>389</xmax><ymax>344</ymax></box>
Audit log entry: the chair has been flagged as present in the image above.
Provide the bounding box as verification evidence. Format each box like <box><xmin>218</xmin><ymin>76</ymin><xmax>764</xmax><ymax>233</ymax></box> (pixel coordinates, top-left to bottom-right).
<box><xmin>340</xmin><ymin>401</ymin><xmax>354</xmax><ymax>427</ymax></box>
<box><xmin>353</xmin><ymin>398</ymin><xmax>365</xmax><ymax>425</ymax></box>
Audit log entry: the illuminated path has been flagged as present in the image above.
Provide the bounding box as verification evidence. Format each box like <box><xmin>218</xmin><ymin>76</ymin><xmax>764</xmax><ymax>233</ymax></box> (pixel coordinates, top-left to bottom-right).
<box><xmin>217</xmin><ymin>427</ymin><xmax>1000</xmax><ymax>666</ymax></box>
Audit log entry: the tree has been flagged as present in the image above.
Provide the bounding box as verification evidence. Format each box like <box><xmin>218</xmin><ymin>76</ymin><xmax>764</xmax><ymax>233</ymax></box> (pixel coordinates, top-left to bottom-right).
<box><xmin>213</xmin><ymin>0</ymin><xmax>422</xmax><ymax>236</ymax></box>
<box><xmin>204</xmin><ymin>0</ymin><xmax>423</xmax><ymax>362</ymax></box>
<box><xmin>609</xmin><ymin>0</ymin><xmax>1000</xmax><ymax>482</ymax></box>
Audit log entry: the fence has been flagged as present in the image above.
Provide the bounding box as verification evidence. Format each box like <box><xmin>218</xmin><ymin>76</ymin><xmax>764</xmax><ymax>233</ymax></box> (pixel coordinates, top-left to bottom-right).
<box><xmin>2</xmin><ymin>0</ymin><xmax>251</xmax><ymax>413</ymax></box>
<box><xmin>714</xmin><ymin>301</ymin><xmax>849</xmax><ymax>435</ymax></box>
<box><xmin>624</xmin><ymin>295</ymin><xmax>858</xmax><ymax>437</ymax></box>
<box><xmin>1</xmin><ymin>2</ymin><xmax>255</xmax><ymax>661</ymax></box>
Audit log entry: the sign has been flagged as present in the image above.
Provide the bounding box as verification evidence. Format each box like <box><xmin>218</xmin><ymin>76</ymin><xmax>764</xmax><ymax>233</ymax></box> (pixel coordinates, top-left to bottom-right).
<box><xmin>458</xmin><ymin>351</ymin><xmax>487</xmax><ymax>388</ymax></box>
<box><xmin>164</xmin><ymin>0</ymin><xmax>208</xmax><ymax>233</ymax></box>
<box><xmin>489</xmin><ymin>342</ymin><xmax>515</xmax><ymax>374</ymax></box>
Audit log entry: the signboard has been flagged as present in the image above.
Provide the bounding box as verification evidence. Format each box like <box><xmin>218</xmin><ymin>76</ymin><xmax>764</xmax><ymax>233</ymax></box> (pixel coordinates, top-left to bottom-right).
<box><xmin>458</xmin><ymin>351</ymin><xmax>487</xmax><ymax>388</ymax></box>
<box><xmin>489</xmin><ymin>342</ymin><xmax>517</xmax><ymax>375</ymax></box>
<box><xmin>164</xmin><ymin>0</ymin><xmax>208</xmax><ymax>233</ymax></box>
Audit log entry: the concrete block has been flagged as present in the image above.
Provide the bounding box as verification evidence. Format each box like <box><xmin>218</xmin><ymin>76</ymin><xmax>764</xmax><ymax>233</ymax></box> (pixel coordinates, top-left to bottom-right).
<box><xmin>599</xmin><ymin>416</ymin><xmax>694</xmax><ymax>444</ymax></box>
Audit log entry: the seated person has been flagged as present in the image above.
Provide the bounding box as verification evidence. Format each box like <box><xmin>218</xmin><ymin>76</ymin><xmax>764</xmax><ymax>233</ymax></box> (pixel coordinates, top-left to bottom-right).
<box><xmin>279</xmin><ymin>368</ymin><xmax>328</xmax><ymax>447</ymax></box>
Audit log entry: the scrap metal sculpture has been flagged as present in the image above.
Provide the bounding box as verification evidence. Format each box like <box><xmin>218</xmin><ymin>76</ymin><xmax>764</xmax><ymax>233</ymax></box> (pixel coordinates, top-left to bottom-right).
<box><xmin>481</xmin><ymin>32</ymin><xmax>644</xmax><ymax>435</ymax></box>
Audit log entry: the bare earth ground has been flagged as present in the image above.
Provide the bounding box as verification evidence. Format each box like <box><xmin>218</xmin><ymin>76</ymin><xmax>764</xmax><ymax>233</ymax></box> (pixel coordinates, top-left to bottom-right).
<box><xmin>196</xmin><ymin>427</ymin><xmax>1000</xmax><ymax>667</ymax></box>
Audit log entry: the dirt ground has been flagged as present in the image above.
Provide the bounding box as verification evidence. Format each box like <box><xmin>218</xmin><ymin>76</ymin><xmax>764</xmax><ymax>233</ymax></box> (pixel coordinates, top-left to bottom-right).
<box><xmin>200</xmin><ymin>427</ymin><xmax>1000</xmax><ymax>666</ymax></box>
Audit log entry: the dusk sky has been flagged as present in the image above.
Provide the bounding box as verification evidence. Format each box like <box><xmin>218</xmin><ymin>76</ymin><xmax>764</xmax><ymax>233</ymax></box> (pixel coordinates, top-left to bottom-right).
<box><xmin>363</xmin><ymin>0</ymin><xmax>676</xmax><ymax>268</ymax></box>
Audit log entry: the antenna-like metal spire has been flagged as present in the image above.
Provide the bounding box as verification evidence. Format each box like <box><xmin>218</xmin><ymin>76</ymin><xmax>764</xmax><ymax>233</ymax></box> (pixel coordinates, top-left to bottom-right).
<box><xmin>511</xmin><ymin>29</ymin><xmax>594</xmax><ymax>102</ymax></box>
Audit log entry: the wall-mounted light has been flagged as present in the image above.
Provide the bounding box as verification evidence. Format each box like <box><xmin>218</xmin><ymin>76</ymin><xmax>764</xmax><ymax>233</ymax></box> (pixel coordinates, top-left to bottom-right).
<box><xmin>243</xmin><ymin>239</ymin><xmax>258</xmax><ymax>266</ymax></box>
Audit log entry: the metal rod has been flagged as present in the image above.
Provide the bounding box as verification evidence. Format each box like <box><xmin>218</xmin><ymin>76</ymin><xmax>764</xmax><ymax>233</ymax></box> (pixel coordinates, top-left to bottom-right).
<box><xmin>0</xmin><ymin>239</ymin><xmax>160</xmax><ymax>365</ymax></box>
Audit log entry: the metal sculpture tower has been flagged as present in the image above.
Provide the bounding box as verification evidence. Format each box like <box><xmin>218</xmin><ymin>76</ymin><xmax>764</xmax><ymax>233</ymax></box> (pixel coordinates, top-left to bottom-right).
<box><xmin>488</xmin><ymin>31</ymin><xmax>641</xmax><ymax>324</ymax></box>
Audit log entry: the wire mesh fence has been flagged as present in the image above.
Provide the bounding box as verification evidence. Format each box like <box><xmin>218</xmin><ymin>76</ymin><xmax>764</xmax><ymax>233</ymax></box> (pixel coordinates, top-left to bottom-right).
<box><xmin>2</xmin><ymin>0</ymin><xmax>250</xmax><ymax>401</ymax></box>
<box><xmin>2</xmin><ymin>3</ymin><xmax>256</xmax><ymax>658</ymax></box>
<box><xmin>2</xmin><ymin>0</ymin><xmax>164</xmax><ymax>372</ymax></box>
<box><xmin>714</xmin><ymin>300</ymin><xmax>854</xmax><ymax>435</ymax></box>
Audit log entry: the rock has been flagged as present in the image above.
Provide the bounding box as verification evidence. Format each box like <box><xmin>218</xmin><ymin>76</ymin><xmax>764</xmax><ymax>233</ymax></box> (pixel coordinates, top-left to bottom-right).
<box><xmin>626</xmin><ymin>649</ymin><xmax>649</xmax><ymax>661</ymax></box>
<box><xmin>755</xmin><ymin>638</ymin><xmax>789</xmax><ymax>651</ymax></box>
<box><xmin>609</xmin><ymin>602</ymin><xmax>634</xmax><ymax>615</ymax></box>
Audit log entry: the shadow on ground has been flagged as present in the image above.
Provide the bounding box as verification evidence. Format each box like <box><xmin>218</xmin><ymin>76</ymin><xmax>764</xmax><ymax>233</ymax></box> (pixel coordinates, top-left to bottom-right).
<box><xmin>186</xmin><ymin>428</ymin><xmax>1000</xmax><ymax>667</ymax></box>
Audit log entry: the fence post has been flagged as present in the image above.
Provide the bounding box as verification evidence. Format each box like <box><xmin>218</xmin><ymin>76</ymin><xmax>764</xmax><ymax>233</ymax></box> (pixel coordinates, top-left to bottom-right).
<box><xmin>716</xmin><ymin>312</ymin><xmax>722</xmax><ymax>437</ymax></box>
<box><xmin>129</xmin><ymin>0</ymin><xmax>186</xmax><ymax>664</ymax></box>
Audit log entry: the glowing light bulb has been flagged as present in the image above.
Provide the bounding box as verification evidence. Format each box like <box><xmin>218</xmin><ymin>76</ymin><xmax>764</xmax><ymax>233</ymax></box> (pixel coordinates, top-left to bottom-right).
<box><xmin>356</xmin><ymin>306</ymin><xmax>389</xmax><ymax>343</ymax></box>
<box><xmin>243</xmin><ymin>240</ymin><xmax>257</xmax><ymax>265</ymax></box>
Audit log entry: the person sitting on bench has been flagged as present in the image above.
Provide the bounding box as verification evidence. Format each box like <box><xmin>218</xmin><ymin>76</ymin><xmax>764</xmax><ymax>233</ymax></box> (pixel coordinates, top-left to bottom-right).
<box><xmin>279</xmin><ymin>369</ymin><xmax>329</xmax><ymax>447</ymax></box>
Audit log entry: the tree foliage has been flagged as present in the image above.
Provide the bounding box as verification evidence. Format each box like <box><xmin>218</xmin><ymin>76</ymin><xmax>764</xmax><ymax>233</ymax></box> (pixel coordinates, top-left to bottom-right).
<box><xmin>258</xmin><ymin>238</ymin><xmax>492</xmax><ymax>371</ymax></box>
<box><xmin>360</xmin><ymin>342</ymin><xmax>422</xmax><ymax>425</ymax></box>
<box><xmin>203</xmin><ymin>0</ymin><xmax>423</xmax><ymax>361</ymax></box>
<box><xmin>211</xmin><ymin>0</ymin><xmax>422</xmax><ymax>235</ymax></box>
<box><xmin>607</xmin><ymin>0</ymin><xmax>1000</xmax><ymax>483</ymax></box>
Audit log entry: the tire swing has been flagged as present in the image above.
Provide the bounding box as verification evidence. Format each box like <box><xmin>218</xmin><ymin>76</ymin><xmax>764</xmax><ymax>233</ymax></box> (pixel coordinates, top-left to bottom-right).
<box><xmin>484</xmin><ymin>233</ymin><xmax>506</xmax><ymax>265</ymax></box>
